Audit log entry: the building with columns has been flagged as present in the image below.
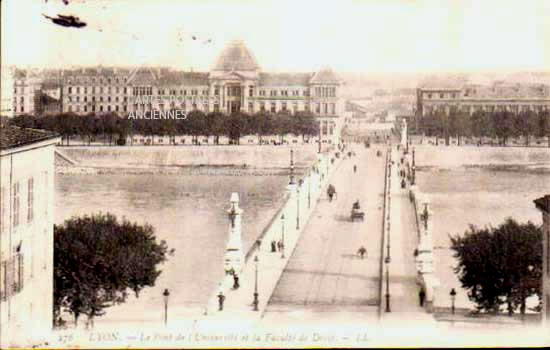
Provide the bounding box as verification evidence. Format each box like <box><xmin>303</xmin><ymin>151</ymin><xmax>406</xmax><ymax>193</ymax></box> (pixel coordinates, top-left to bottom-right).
<box><xmin>534</xmin><ymin>194</ymin><xmax>550</xmax><ymax>329</ymax></box>
<box><xmin>0</xmin><ymin>125</ymin><xmax>60</xmax><ymax>347</ymax></box>
<box><xmin>12</xmin><ymin>40</ymin><xmax>345</xmax><ymax>145</ymax></box>
<box><xmin>416</xmin><ymin>80</ymin><xmax>550</xmax><ymax>117</ymax></box>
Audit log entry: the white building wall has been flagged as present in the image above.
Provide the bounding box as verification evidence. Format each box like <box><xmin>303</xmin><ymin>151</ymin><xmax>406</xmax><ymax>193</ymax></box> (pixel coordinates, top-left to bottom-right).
<box><xmin>0</xmin><ymin>139</ymin><xmax>58</xmax><ymax>348</ymax></box>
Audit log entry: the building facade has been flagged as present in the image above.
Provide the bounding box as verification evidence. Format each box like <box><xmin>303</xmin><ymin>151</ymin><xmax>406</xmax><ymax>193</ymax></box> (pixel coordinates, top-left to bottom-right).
<box><xmin>12</xmin><ymin>40</ymin><xmax>344</xmax><ymax>144</ymax></box>
<box><xmin>0</xmin><ymin>126</ymin><xmax>60</xmax><ymax>347</ymax></box>
<box><xmin>534</xmin><ymin>195</ymin><xmax>550</xmax><ymax>329</ymax></box>
<box><xmin>416</xmin><ymin>81</ymin><xmax>550</xmax><ymax>117</ymax></box>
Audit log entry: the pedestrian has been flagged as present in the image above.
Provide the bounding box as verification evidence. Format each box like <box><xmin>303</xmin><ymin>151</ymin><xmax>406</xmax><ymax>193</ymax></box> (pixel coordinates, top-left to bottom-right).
<box><xmin>419</xmin><ymin>289</ymin><xmax>426</xmax><ymax>307</ymax></box>
<box><xmin>357</xmin><ymin>246</ymin><xmax>367</xmax><ymax>259</ymax></box>
<box><xmin>277</xmin><ymin>240</ymin><xmax>282</xmax><ymax>251</ymax></box>
<box><xmin>353</xmin><ymin>165</ymin><xmax>357</xmax><ymax>173</ymax></box>
<box><xmin>233</xmin><ymin>273</ymin><xmax>240</xmax><ymax>290</ymax></box>
<box><xmin>271</xmin><ymin>240</ymin><xmax>277</xmax><ymax>253</ymax></box>
<box><xmin>218</xmin><ymin>291</ymin><xmax>225</xmax><ymax>311</ymax></box>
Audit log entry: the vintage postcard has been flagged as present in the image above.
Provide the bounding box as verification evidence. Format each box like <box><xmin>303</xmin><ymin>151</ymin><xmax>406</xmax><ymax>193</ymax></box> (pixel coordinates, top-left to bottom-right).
<box><xmin>1</xmin><ymin>0</ymin><xmax>549</xmax><ymax>348</ymax></box>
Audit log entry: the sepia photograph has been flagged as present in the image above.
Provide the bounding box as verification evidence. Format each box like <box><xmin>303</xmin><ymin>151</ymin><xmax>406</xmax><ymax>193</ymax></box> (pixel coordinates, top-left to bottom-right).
<box><xmin>0</xmin><ymin>0</ymin><xmax>549</xmax><ymax>348</ymax></box>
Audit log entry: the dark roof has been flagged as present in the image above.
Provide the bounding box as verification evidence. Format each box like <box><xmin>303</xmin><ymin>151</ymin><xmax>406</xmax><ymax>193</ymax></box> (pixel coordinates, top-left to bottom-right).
<box><xmin>213</xmin><ymin>40</ymin><xmax>260</xmax><ymax>71</ymax></box>
<box><xmin>534</xmin><ymin>195</ymin><xmax>550</xmax><ymax>213</ymax></box>
<box><xmin>259</xmin><ymin>73</ymin><xmax>311</xmax><ymax>86</ymax></box>
<box><xmin>0</xmin><ymin>125</ymin><xmax>59</xmax><ymax>151</ymax></box>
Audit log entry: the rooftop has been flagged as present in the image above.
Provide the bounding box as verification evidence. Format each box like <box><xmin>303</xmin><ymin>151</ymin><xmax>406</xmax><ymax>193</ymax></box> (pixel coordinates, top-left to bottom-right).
<box><xmin>212</xmin><ymin>40</ymin><xmax>260</xmax><ymax>72</ymax></box>
<box><xmin>0</xmin><ymin>125</ymin><xmax>59</xmax><ymax>151</ymax></box>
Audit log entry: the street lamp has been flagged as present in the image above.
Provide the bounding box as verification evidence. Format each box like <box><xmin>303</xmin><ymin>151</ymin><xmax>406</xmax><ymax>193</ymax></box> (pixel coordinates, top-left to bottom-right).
<box><xmin>289</xmin><ymin>148</ymin><xmax>295</xmax><ymax>185</ymax></box>
<box><xmin>253</xmin><ymin>256</ymin><xmax>259</xmax><ymax>311</ymax></box>
<box><xmin>162</xmin><ymin>288</ymin><xmax>170</xmax><ymax>326</ymax></box>
<box><xmin>450</xmin><ymin>288</ymin><xmax>457</xmax><ymax>315</ymax></box>
<box><xmin>281</xmin><ymin>214</ymin><xmax>285</xmax><ymax>259</ymax></box>
<box><xmin>296</xmin><ymin>184</ymin><xmax>300</xmax><ymax>230</ymax></box>
<box><xmin>307</xmin><ymin>170</ymin><xmax>311</xmax><ymax>209</ymax></box>
<box><xmin>385</xmin><ymin>256</ymin><xmax>391</xmax><ymax>312</ymax></box>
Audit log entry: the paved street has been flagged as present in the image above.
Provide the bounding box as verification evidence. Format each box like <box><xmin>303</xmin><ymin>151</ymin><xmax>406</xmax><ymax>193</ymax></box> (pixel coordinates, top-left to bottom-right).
<box><xmin>263</xmin><ymin>145</ymin><xmax>386</xmax><ymax>323</ymax></box>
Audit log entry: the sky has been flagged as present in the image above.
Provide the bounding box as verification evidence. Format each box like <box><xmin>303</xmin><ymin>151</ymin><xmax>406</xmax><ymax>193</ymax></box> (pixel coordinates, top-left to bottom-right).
<box><xmin>2</xmin><ymin>0</ymin><xmax>550</xmax><ymax>73</ymax></box>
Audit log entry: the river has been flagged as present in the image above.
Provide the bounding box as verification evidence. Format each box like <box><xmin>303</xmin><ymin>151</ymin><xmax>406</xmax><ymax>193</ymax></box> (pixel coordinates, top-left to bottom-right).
<box><xmin>55</xmin><ymin>172</ymin><xmax>289</xmax><ymax>324</ymax></box>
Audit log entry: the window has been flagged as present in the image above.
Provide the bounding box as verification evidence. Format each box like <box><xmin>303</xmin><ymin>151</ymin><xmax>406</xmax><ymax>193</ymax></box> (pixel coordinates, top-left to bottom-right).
<box><xmin>440</xmin><ymin>93</ymin><xmax>444</xmax><ymax>98</ymax></box>
<box><xmin>76</xmin><ymin>87</ymin><xmax>80</xmax><ymax>94</ymax></box>
<box><xmin>214</xmin><ymin>87</ymin><xmax>219</xmax><ymax>96</ymax></box>
<box><xmin>1</xmin><ymin>260</ymin><xmax>6</xmax><ymax>301</ymax></box>
<box><xmin>271</xmin><ymin>102</ymin><xmax>276</xmax><ymax>113</ymax></box>
<box><xmin>249</xmin><ymin>86</ymin><xmax>254</xmax><ymax>97</ymax></box>
<box><xmin>84</xmin><ymin>105</ymin><xmax>87</xmax><ymax>112</ymax></box>
<box><xmin>14</xmin><ymin>253</ymin><xmax>24</xmax><ymax>293</ymax></box>
<box><xmin>248</xmin><ymin>102</ymin><xmax>254</xmax><ymax>113</ymax></box>
<box><xmin>68</xmin><ymin>87</ymin><xmax>72</xmax><ymax>93</ymax></box>
<box><xmin>13</xmin><ymin>182</ymin><xmax>20</xmax><ymax>227</ymax></box>
<box><xmin>427</xmin><ymin>93</ymin><xmax>432</xmax><ymax>99</ymax></box>
<box><xmin>331</xmin><ymin>103</ymin><xmax>335</xmax><ymax>114</ymax></box>
<box><xmin>260</xmin><ymin>102</ymin><xmax>265</xmax><ymax>112</ymax></box>
<box><xmin>316</xmin><ymin>103</ymin><xmax>320</xmax><ymax>114</ymax></box>
<box><xmin>282</xmin><ymin>102</ymin><xmax>287</xmax><ymax>112</ymax></box>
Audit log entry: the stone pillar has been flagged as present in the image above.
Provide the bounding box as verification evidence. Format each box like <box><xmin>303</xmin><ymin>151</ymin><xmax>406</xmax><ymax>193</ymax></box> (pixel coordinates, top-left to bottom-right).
<box><xmin>224</xmin><ymin>193</ymin><xmax>244</xmax><ymax>275</ymax></box>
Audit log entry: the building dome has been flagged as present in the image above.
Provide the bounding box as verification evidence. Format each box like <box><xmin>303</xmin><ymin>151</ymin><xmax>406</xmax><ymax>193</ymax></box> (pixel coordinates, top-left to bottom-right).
<box><xmin>213</xmin><ymin>40</ymin><xmax>260</xmax><ymax>72</ymax></box>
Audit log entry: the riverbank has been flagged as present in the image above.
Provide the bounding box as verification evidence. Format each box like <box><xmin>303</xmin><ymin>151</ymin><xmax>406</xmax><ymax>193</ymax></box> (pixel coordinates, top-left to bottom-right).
<box><xmin>56</xmin><ymin>165</ymin><xmax>308</xmax><ymax>176</ymax></box>
<box><xmin>56</xmin><ymin>145</ymin><xmax>320</xmax><ymax>169</ymax></box>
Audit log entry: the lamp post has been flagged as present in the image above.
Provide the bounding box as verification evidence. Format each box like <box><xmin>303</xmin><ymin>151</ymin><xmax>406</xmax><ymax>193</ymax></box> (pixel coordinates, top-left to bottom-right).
<box><xmin>162</xmin><ymin>288</ymin><xmax>170</xmax><ymax>326</ymax></box>
<box><xmin>450</xmin><ymin>288</ymin><xmax>456</xmax><ymax>315</ymax></box>
<box><xmin>253</xmin><ymin>256</ymin><xmax>259</xmax><ymax>311</ymax></box>
<box><xmin>412</xmin><ymin>147</ymin><xmax>416</xmax><ymax>185</ymax></box>
<box><xmin>289</xmin><ymin>148</ymin><xmax>295</xmax><ymax>185</ymax></box>
<box><xmin>281</xmin><ymin>214</ymin><xmax>285</xmax><ymax>259</ymax></box>
<box><xmin>307</xmin><ymin>169</ymin><xmax>311</xmax><ymax>209</ymax></box>
<box><xmin>296</xmin><ymin>184</ymin><xmax>300</xmax><ymax>230</ymax></box>
<box><xmin>385</xmin><ymin>256</ymin><xmax>391</xmax><ymax>312</ymax></box>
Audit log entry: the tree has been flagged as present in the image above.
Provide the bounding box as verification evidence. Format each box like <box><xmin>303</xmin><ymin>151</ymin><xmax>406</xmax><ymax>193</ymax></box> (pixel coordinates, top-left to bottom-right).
<box><xmin>450</xmin><ymin>218</ymin><xmax>542</xmax><ymax>315</ymax></box>
<box><xmin>54</xmin><ymin>213</ymin><xmax>173</xmax><ymax>328</ymax></box>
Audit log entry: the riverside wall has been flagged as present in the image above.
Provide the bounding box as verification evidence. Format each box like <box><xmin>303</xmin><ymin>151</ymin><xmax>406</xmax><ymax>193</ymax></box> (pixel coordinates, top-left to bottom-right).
<box><xmin>413</xmin><ymin>144</ymin><xmax>550</xmax><ymax>167</ymax></box>
<box><xmin>57</xmin><ymin>145</ymin><xmax>319</xmax><ymax>169</ymax></box>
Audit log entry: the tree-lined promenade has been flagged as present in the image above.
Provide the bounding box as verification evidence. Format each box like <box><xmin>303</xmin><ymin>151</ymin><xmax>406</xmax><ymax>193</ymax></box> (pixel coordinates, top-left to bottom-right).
<box><xmin>7</xmin><ymin>111</ymin><xmax>320</xmax><ymax>146</ymax></box>
<box><xmin>413</xmin><ymin>110</ymin><xmax>550</xmax><ymax>147</ymax></box>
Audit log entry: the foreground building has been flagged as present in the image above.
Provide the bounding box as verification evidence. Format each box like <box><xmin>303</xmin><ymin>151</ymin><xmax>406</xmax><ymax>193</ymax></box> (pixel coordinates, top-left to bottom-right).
<box><xmin>0</xmin><ymin>125</ymin><xmax>60</xmax><ymax>347</ymax></box>
<box><xmin>12</xmin><ymin>40</ymin><xmax>345</xmax><ymax>145</ymax></box>
<box><xmin>534</xmin><ymin>195</ymin><xmax>550</xmax><ymax>329</ymax></box>
<box><xmin>416</xmin><ymin>80</ymin><xmax>550</xmax><ymax>117</ymax></box>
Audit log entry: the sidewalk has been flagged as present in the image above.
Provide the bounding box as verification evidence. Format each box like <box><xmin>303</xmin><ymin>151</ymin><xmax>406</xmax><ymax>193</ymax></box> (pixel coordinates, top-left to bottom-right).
<box><xmin>380</xmin><ymin>147</ymin><xmax>437</xmax><ymax>327</ymax></box>
<box><xmin>203</xmin><ymin>151</ymin><xmax>345</xmax><ymax>323</ymax></box>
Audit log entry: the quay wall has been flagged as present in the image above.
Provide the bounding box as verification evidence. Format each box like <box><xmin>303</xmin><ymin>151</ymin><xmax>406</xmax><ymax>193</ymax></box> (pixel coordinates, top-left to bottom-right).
<box><xmin>414</xmin><ymin>145</ymin><xmax>550</xmax><ymax>167</ymax></box>
<box><xmin>57</xmin><ymin>145</ymin><xmax>320</xmax><ymax>169</ymax></box>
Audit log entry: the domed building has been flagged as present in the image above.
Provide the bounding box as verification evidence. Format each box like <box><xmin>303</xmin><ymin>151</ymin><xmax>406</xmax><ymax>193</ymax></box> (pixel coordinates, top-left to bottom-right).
<box><xmin>15</xmin><ymin>40</ymin><xmax>345</xmax><ymax>145</ymax></box>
